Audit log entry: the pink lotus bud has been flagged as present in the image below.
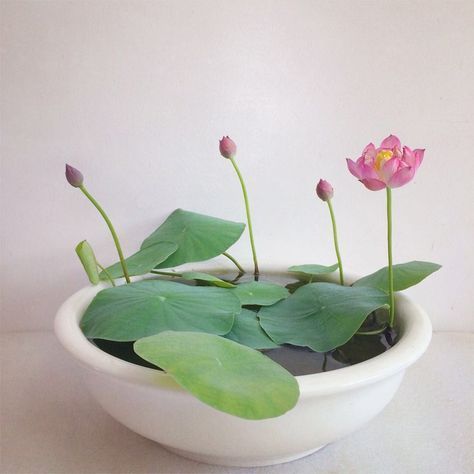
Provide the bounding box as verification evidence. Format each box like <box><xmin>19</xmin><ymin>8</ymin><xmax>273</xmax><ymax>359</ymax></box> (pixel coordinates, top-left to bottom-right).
<box><xmin>65</xmin><ymin>164</ymin><xmax>83</xmax><ymax>187</ymax></box>
<box><xmin>316</xmin><ymin>179</ymin><xmax>334</xmax><ymax>201</ymax></box>
<box><xmin>219</xmin><ymin>136</ymin><xmax>237</xmax><ymax>159</ymax></box>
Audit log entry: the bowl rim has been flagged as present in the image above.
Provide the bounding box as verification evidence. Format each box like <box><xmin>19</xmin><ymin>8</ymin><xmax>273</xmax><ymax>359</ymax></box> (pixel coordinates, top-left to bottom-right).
<box><xmin>54</xmin><ymin>266</ymin><xmax>432</xmax><ymax>397</ymax></box>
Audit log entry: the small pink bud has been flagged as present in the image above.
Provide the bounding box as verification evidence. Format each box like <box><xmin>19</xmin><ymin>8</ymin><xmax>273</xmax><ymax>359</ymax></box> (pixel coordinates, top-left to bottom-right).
<box><xmin>219</xmin><ymin>136</ymin><xmax>237</xmax><ymax>159</ymax></box>
<box><xmin>316</xmin><ymin>179</ymin><xmax>334</xmax><ymax>201</ymax></box>
<box><xmin>65</xmin><ymin>164</ymin><xmax>83</xmax><ymax>187</ymax></box>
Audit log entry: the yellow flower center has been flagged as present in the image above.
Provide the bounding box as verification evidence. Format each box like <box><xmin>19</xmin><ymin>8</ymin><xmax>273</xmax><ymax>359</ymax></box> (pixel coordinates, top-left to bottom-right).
<box><xmin>374</xmin><ymin>150</ymin><xmax>393</xmax><ymax>170</ymax></box>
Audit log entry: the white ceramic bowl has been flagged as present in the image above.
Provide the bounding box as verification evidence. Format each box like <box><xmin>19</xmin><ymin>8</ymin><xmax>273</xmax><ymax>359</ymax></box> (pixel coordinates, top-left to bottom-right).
<box><xmin>54</xmin><ymin>270</ymin><xmax>432</xmax><ymax>467</ymax></box>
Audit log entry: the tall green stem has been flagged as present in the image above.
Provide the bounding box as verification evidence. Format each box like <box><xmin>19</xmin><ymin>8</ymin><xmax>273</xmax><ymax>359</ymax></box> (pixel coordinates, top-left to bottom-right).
<box><xmin>327</xmin><ymin>199</ymin><xmax>344</xmax><ymax>285</ymax></box>
<box><xmin>222</xmin><ymin>252</ymin><xmax>245</xmax><ymax>275</ymax></box>
<box><xmin>386</xmin><ymin>187</ymin><xmax>395</xmax><ymax>327</ymax></box>
<box><xmin>229</xmin><ymin>157</ymin><xmax>259</xmax><ymax>277</ymax></box>
<box><xmin>79</xmin><ymin>185</ymin><xmax>131</xmax><ymax>284</ymax></box>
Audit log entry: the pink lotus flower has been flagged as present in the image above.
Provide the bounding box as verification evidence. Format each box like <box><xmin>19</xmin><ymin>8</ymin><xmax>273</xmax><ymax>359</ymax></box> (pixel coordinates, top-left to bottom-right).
<box><xmin>346</xmin><ymin>135</ymin><xmax>424</xmax><ymax>191</ymax></box>
<box><xmin>219</xmin><ymin>136</ymin><xmax>237</xmax><ymax>159</ymax></box>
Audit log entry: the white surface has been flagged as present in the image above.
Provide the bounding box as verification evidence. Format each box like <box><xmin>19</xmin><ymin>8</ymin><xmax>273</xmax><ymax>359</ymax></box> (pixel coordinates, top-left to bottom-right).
<box><xmin>1</xmin><ymin>0</ymin><xmax>474</xmax><ymax>333</ymax></box>
<box><xmin>1</xmin><ymin>331</ymin><xmax>472</xmax><ymax>473</ymax></box>
<box><xmin>52</xmin><ymin>273</ymin><xmax>431</xmax><ymax>467</ymax></box>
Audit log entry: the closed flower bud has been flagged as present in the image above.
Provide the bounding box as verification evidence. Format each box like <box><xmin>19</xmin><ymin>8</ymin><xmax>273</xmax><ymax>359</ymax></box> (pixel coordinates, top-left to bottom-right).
<box><xmin>65</xmin><ymin>164</ymin><xmax>83</xmax><ymax>187</ymax></box>
<box><xmin>316</xmin><ymin>179</ymin><xmax>334</xmax><ymax>201</ymax></box>
<box><xmin>219</xmin><ymin>136</ymin><xmax>237</xmax><ymax>159</ymax></box>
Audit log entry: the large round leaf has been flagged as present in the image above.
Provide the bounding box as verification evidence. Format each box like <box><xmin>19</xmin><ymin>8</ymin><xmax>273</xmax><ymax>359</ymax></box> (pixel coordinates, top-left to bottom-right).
<box><xmin>259</xmin><ymin>282</ymin><xmax>388</xmax><ymax>352</ymax></box>
<box><xmin>80</xmin><ymin>280</ymin><xmax>240</xmax><ymax>341</ymax></box>
<box><xmin>100</xmin><ymin>241</ymin><xmax>178</xmax><ymax>280</ymax></box>
<box><xmin>225</xmin><ymin>309</ymin><xmax>279</xmax><ymax>349</ymax></box>
<box><xmin>140</xmin><ymin>209</ymin><xmax>245</xmax><ymax>269</ymax></box>
<box><xmin>134</xmin><ymin>331</ymin><xmax>299</xmax><ymax>419</ymax></box>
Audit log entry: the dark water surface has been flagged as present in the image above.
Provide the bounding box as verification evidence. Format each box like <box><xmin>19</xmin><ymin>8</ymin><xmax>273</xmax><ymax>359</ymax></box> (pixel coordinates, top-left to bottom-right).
<box><xmin>91</xmin><ymin>271</ymin><xmax>398</xmax><ymax>376</ymax></box>
<box><xmin>93</xmin><ymin>330</ymin><xmax>396</xmax><ymax>376</ymax></box>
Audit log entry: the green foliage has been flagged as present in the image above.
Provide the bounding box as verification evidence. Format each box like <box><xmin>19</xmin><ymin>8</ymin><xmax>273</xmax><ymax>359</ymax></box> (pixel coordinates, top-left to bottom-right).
<box><xmin>180</xmin><ymin>272</ymin><xmax>236</xmax><ymax>288</ymax></box>
<box><xmin>232</xmin><ymin>281</ymin><xmax>289</xmax><ymax>306</ymax></box>
<box><xmin>134</xmin><ymin>331</ymin><xmax>299</xmax><ymax>419</ymax></box>
<box><xmin>100</xmin><ymin>242</ymin><xmax>178</xmax><ymax>279</ymax></box>
<box><xmin>80</xmin><ymin>279</ymin><xmax>240</xmax><ymax>341</ymax></box>
<box><xmin>225</xmin><ymin>309</ymin><xmax>279</xmax><ymax>349</ymax></box>
<box><xmin>353</xmin><ymin>261</ymin><xmax>441</xmax><ymax>292</ymax></box>
<box><xmin>259</xmin><ymin>282</ymin><xmax>388</xmax><ymax>352</ymax></box>
<box><xmin>288</xmin><ymin>263</ymin><xmax>339</xmax><ymax>277</ymax></box>
<box><xmin>75</xmin><ymin>240</ymin><xmax>100</xmax><ymax>284</ymax></box>
<box><xmin>141</xmin><ymin>209</ymin><xmax>245</xmax><ymax>269</ymax></box>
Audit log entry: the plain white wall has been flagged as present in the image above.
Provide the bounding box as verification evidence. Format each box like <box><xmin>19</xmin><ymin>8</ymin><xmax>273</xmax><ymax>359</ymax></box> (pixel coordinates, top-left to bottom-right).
<box><xmin>1</xmin><ymin>0</ymin><xmax>473</xmax><ymax>333</ymax></box>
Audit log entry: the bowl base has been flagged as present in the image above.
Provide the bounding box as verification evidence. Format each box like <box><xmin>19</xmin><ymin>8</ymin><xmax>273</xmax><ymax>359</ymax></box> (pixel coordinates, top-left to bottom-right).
<box><xmin>162</xmin><ymin>444</ymin><xmax>327</xmax><ymax>467</ymax></box>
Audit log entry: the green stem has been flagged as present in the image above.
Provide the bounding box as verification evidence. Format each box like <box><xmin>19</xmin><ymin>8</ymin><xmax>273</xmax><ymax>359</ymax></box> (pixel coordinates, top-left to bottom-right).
<box><xmin>96</xmin><ymin>262</ymin><xmax>116</xmax><ymax>287</ymax></box>
<box><xmin>230</xmin><ymin>157</ymin><xmax>259</xmax><ymax>277</ymax></box>
<box><xmin>79</xmin><ymin>185</ymin><xmax>131</xmax><ymax>284</ymax></box>
<box><xmin>150</xmin><ymin>270</ymin><xmax>182</xmax><ymax>277</ymax></box>
<box><xmin>322</xmin><ymin>353</ymin><xmax>328</xmax><ymax>372</ymax></box>
<box><xmin>327</xmin><ymin>199</ymin><xmax>344</xmax><ymax>285</ymax></box>
<box><xmin>222</xmin><ymin>251</ymin><xmax>245</xmax><ymax>275</ymax></box>
<box><xmin>386</xmin><ymin>187</ymin><xmax>395</xmax><ymax>327</ymax></box>
<box><xmin>230</xmin><ymin>271</ymin><xmax>245</xmax><ymax>284</ymax></box>
<box><xmin>356</xmin><ymin>325</ymin><xmax>388</xmax><ymax>336</ymax></box>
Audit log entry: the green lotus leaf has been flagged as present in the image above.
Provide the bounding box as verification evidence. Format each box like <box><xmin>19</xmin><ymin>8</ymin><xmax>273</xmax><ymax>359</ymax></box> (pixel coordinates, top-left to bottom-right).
<box><xmin>75</xmin><ymin>240</ymin><xmax>100</xmax><ymax>285</ymax></box>
<box><xmin>141</xmin><ymin>209</ymin><xmax>245</xmax><ymax>269</ymax></box>
<box><xmin>80</xmin><ymin>279</ymin><xmax>240</xmax><ymax>341</ymax></box>
<box><xmin>232</xmin><ymin>281</ymin><xmax>289</xmax><ymax>306</ymax></box>
<box><xmin>181</xmin><ymin>272</ymin><xmax>236</xmax><ymax>288</ymax></box>
<box><xmin>134</xmin><ymin>331</ymin><xmax>299</xmax><ymax>419</ymax></box>
<box><xmin>259</xmin><ymin>282</ymin><xmax>388</xmax><ymax>352</ymax></box>
<box><xmin>100</xmin><ymin>241</ymin><xmax>178</xmax><ymax>279</ymax></box>
<box><xmin>225</xmin><ymin>309</ymin><xmax>279</xmax><ymax>349</ymax></box>
<box><xmin>288</xmin><ymin>263</ymin><xmax>339</xmax><ymax>277</ymax></box>
<box><xmin>353</xmin><ymin>261</ymin><xmax>441</xmax><ymax>292</ymax></box>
